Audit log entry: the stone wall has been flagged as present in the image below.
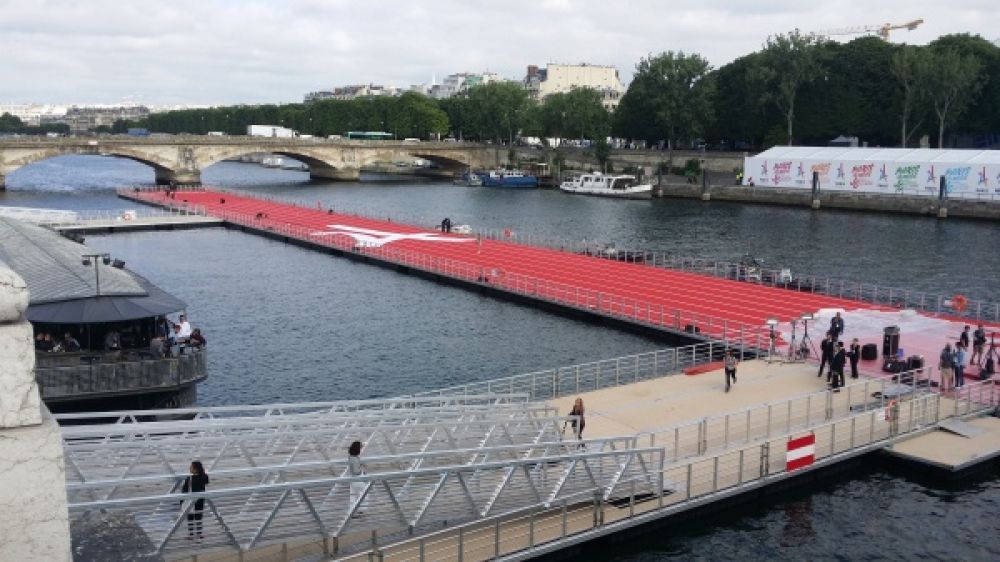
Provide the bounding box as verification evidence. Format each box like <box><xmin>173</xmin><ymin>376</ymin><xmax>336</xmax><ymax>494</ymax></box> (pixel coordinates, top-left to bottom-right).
<box><xmin>0</xmin><ymin>267</ymin><xmax>71</xmax><ymax>561</ymax></box>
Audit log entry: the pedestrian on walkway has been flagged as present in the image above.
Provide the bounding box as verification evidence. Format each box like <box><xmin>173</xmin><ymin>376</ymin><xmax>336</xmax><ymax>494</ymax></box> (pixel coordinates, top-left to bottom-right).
<box><xmin>939</xmin><ymin>343</ymin><xmax>956</xmax><ymax>392</ymax></box>
<box><xmin>818</xmin><ymin>332</ymin><xmax>834</xmax><ymax>379</ymax></box>
<box><xmin>959</xmin><ymin>325</ymin><xmax>971</xmax><ymax>349</ymax></box>
<box><xmin>954</xmin><ymin>342</ymin><xmax>967</xmax><ymax>388</ymax></box>
<box><xmin>566</xmin><ymin>398</ymin><xmax>586</xmax><ymax>440</ymax></box>
<box><xmin>848</xmin><ymin>338</ymin><xmax>861</xmax><ymax>379</ymax></box>
<box><xmin>724</xmin><ymin>350</ymin><xmax>738</xmax><ymax>392</ymax></box>
<box><xmin>181</xmin><ymin>461</ymin><xmax>209</xmax><ymax>540</ymax></box>
<box><xmin>971</xmin><ymin>324</ymin><xmax>987</xmax><ymax>366</ymax></box>
<box><xmin>347</xmin><ymin>441</ymin><xmax>367</xmax><ymax>514</ymax></box>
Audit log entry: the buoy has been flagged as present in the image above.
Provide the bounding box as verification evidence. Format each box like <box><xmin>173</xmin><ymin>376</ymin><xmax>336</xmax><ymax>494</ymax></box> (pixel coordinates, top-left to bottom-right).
<box><xmin>951</xmin><ymin>294</ymin><xmax>968</xmax><ymax>312</ymax></box>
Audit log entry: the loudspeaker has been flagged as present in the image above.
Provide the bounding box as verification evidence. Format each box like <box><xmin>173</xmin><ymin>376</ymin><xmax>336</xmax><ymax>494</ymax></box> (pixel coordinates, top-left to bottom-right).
<box><xmin>861</xmin><ymin>343</ymin><xmax>878</xmax><ymax>361</ymax></box>
<box><xmin>882</xmin><ymin>326</ymin><xmax>900</xmax><ymax>357</ymax></box>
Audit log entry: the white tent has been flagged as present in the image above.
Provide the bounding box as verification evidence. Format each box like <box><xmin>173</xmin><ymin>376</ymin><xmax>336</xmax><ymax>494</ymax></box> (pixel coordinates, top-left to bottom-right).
<box><xmin>743</xmin><ymin>147</ymin><xmax>1000</xmax><ymax>198</ymax></box>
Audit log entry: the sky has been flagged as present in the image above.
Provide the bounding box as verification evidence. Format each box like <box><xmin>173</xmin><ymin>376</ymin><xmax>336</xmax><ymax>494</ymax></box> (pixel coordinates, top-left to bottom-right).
<box><xmin>1</xmin><ymin>0</ymin><xmax>995</xmax><ymax>106</ymax></box>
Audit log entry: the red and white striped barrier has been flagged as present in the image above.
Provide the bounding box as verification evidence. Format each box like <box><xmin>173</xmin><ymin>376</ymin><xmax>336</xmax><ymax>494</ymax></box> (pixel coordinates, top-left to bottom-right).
<box><xmin>786</xmin><ymin>433</ymin><xmax>816</xmax><ymax>471</ymax></box>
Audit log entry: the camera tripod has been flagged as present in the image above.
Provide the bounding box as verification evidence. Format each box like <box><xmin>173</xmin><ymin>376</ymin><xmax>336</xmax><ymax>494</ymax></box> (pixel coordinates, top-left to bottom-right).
<box><xmin>786</xmin><ymin>319</ymin><xmax>818</xmax><ymax>362</ymax></box>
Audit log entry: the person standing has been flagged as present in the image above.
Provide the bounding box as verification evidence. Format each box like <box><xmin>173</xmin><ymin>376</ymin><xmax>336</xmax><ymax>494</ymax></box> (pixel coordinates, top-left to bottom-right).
<box><xmin>830</xmin><ymin>342</ymin><xmax>846</xmax><ymax>391</ymax></box>
<box><xmin>566</xmin><ymin>398</ymin><xmax>586</xmax><ymax>440</ymax></box>
<box><xmin>829</xmin><ymin>312</ymin><xmax>845</xmax><ymax>342</ymax></box>
<box><xmin>954</xmin><ymin>342</ymin><xmax>967</xmax><ymax>388</ymax></box>
<box><xmin>848</xmin><ymin>338</ymin><xmax>861</xmax><ymax>379</ymax></box>
<box><xmin>959</xmin><ymin>325</ymin><xmax>971</xmax><ymax>349</ymax></box>
<box><xmin>724</xmin><ymin>350</ymin><xmax>738</xmax><ymax>392</ymax></box>
<box><xmin>939</xmin><ymin>343</ymin><xmax>955</xmax><ymax>392</ymax></box>
<box><xmin>818</xmin><ymin>333</ymin><xmax>834</xmax><ymax>379</ymax></box>
<box><xmin>971</xmin><ymin>324</ymin><xmax>987</xmax><ymax>366</ymax></box>
<box><xmin>181</xmin><ymin>461</ymin><xmax>209</xmax><ymax>539</ymax></box>
<box><xmin>347</xmin><ymin>441</ymin><xmax>367</xmax><ymax>514</ymax></box>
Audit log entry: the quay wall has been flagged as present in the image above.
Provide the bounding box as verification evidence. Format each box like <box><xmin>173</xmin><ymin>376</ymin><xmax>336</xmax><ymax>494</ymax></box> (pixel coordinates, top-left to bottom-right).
<box><xmin>656</xmin><ymin>183</ymin><xmax>1000</xmax><ymax>221</ymax></box>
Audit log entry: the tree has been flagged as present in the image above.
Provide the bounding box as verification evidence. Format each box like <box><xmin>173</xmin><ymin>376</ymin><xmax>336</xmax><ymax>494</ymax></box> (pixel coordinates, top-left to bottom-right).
<box><xmin>754</xmin><ymin>31</ymin><xmax>822</xmax><ymax>145</ymax></box>
<box><xmin>891</xmin><ymin>46</ymin><xmax>926</xmax><ymax>147</ymax></box>
<box><xmin>916</xmin><ymin>47</ymin><xmax>983</xmax><ymax>147</ymax></box>
<box><xmin>466</xmin><ymin>82</ymin><xmax>530</xmax><ymax>143</ymax></box>
<box><xmin>538</xmin><ymin>87</ymin><xmax>609</xmax><ymax>140</ymax></box>
<box><xmin>622</xmin><ymin>51</ymin><xmax>714</xmax><ymax>164</ymax></box>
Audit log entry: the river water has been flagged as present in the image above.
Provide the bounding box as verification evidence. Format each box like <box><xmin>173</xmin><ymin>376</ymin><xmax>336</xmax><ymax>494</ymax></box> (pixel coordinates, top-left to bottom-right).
<box><xmin>4</xmin><ymin>155</ymin><xmax>999</xmax><ymax>560</ymax></box>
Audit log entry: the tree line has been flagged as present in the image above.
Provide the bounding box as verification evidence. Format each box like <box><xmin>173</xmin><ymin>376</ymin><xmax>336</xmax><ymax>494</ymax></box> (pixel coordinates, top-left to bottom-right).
<box><xmin>0</xmin><ymin>113</ymin><xmax>70</xmax><ymax>136</ymax></box>
<box><xmin>105</xmin><ymin>32</ymin><xmax>1000</xmax><ymax>150</ymax></box>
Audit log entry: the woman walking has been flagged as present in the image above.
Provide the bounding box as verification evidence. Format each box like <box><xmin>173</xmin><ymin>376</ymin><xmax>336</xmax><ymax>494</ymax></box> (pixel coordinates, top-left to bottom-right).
<box><xmin>724</xmin><ymin>350</ymin><xmax>738</xmax><ymax>392</ymax></box>
<box><xmin>182</xmin><ymin>461</ymin><xmax>209</xmax><ymax>539</ymax></box>
<box><xmin>348</xmin><ymin>441</ymin><xmax>367</xmax><ymax>514</ymax></box>
<box><xmin>567</xmin><ymin>398</ymin><xmax>585</xmax><ymax>441</ymax></box>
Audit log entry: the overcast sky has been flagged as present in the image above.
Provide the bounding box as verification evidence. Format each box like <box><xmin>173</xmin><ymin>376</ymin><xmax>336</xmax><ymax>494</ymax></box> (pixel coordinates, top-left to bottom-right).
<box><xmin>1</xmin><ymin>0</ymin><xmax>995</xmax><ymax>105</ymax></box>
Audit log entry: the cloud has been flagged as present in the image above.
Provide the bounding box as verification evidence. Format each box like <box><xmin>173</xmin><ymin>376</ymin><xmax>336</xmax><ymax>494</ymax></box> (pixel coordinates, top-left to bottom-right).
<box><xmin>0</xmin><ymin>0</ymin><xmax>994</xmax><ymax>104</ymax></box>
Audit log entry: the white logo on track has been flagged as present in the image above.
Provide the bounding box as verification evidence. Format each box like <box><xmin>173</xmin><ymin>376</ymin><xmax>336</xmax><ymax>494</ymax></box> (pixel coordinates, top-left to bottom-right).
<box><xmin>311</xmin><ymin>225</ymin><xmax>473</xmax><ymax>248</ymax></box>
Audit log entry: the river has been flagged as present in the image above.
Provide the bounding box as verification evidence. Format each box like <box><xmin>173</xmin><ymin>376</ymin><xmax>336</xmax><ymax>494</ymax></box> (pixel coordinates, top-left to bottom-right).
<box><xmin>3</xmin><ymin>155</ymin><xmax>999</xmax><ymax>560</ymax></box>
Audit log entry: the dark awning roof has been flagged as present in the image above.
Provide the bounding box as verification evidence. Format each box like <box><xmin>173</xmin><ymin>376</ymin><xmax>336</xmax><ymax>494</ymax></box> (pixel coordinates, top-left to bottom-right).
<box><xmin>26</xmin><ymin>273</ymin><xmax>186</xmax><ymax>324</ymax></box>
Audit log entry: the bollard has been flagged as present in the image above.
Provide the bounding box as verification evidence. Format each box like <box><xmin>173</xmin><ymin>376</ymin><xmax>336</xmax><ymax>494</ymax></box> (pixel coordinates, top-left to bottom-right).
<box><xmin>811</xmin><ymin>171</ymin><xmax>821</xmax><ymax>209</ymax></box>
<box><xmin>937</xmin><ymin>175</ymin><xmax>948</xmax><ymax>218</ymax></box>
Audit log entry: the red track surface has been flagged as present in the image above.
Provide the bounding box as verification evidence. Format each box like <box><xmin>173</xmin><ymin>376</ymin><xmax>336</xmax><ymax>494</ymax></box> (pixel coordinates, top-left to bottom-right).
<box><xmin>128</xmin><ymin>189</ymin><xmax>895</xmax><ymax>344</ymax></box>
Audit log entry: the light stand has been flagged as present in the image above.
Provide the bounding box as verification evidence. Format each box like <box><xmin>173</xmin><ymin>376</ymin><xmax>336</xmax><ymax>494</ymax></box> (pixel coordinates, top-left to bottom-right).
<box><xmin>787</xmin><ymin>318</ymin><xmax>800</xmax><ymax>362</ymax></box>
<box><xmin>799</xmin><ymin>313</ymin><xmax>819</xmax><ymax>360</ymax></box>
<box><xmin>766</xmin><ymin>318</ymin><xmax>779</xmax><ymax>364</ymax></box>
<box><xmin>81</xmin><ymin>253</ymin><xmax>110</xmax><ymax>296</ymax></box>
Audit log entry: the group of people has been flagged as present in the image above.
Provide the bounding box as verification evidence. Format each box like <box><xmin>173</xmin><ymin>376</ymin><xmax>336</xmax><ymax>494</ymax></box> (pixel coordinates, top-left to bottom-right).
<box><xmin>938</xmin><ymin>324</ymin><xmax>989</xmax><ymax>391</ymax></box>
<box><xmin>34</xmin><ymin>332</ymin><xmax>81</xmax><ymax>353</ymax></box>
<box><xmin>816</xmin><ymin>312</ymin><xmax>859</xmax><ymax>391</ymax></box>
<box><xmin>151</xmin><ymin>314</ymin><xmax>206</xmax><ymax>357</ymax></box>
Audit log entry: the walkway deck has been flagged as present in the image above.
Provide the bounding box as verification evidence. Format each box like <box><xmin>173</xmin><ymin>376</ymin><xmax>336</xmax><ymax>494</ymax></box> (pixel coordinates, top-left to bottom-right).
<box><xmin>887</xmin><ymin>416</ymin><xmax>1000</xmax><ymax>471</ymax></box>
<box><xmin>49</xmin><ymin>214</ymin><xmax>223</xmax><ymax>234</ymax></box>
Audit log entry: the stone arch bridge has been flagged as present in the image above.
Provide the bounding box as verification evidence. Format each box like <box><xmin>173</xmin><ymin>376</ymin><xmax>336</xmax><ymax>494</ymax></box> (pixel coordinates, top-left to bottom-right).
<box><xmin>0</xmin><ymin>137</ymin><xmax>502</xmax><ymax>189</ymax></box>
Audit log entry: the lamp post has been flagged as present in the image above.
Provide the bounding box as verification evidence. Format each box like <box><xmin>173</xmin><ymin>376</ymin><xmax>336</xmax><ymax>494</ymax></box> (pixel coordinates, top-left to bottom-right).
<box><xmin>766</xmin><ymin>318</ymin><xmax>779</xmax><ymax>363</ymax></box>
<box><xmin>81</xmin><ymin>253</ymin><xmax>110</xmax><ymax>295</ymax></box>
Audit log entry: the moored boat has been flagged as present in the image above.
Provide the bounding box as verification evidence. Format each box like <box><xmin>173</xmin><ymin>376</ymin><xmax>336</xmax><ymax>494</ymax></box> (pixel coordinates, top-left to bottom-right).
<box><xmin>480</xmin><ymin>169</ymin><xmax>538</xmax><ymax>188</ymax></box>
<box><xmin>559</xmin><ymin>172</ymin><xmax>652</xmax><ymax>199</ymax></box>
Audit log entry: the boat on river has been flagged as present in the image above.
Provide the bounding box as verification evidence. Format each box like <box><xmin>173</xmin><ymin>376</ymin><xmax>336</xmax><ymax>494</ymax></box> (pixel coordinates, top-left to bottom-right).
<box><xmin>480</xmin><ymin>169</ymin><xmax>538</xmax><ymax>188</ymax></box>
<box><xmin>559</xmin><ymin>173</ymin><xmax>652</xmax><ymax>199</ymax></box>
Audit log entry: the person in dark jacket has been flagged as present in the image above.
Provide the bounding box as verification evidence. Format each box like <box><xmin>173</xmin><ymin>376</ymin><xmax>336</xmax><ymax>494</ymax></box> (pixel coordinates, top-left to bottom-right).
<box><xmin>830</xmin><ymin>342</ymin><xmax>847</xmax><ymax>390</ymax></box>
<box><xmin>848</xmin><ymin>338</ymin><xmax>861</xmax><ymax>379</ymax></box>
<box><xmin>829</xmin><ymin>312</ymin><xmax>845</xmax><ymax>342</ymax></box>
<box><xmin>182</xmin><ymin>461</ymin><xmax>209</xmax><ymax>539</ymax></box>
<box><xmin>818</xmin><ymin>332</ymin><xmax>834</xmax><ymax>379</ymax></box>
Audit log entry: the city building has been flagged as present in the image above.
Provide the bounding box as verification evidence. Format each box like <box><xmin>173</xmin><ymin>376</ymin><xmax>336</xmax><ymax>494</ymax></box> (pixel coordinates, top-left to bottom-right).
<box><xmin>428</xmin><ymin>72</ymin><xmax>505</xmax><ymax>99</ymax></box>
<box><xmin>523</xmin><ymin>63</ymin><xmax>626</xmax><ymax>110</ymax></box>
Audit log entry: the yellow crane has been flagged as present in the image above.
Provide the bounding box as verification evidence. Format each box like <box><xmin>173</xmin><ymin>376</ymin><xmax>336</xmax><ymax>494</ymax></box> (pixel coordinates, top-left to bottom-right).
<box><xmin>811</xmin><ymin>19</ymin><xmax>924</xmax><ymax>41</ymax></box>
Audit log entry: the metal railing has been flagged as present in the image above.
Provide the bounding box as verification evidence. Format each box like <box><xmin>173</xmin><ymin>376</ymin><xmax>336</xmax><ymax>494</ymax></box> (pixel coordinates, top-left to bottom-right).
<box><xmin>53</xmin><ymin>393</ymin><xmax>533</xmax><ymax>424</ymax></box>
<box><xmin>416</xmin><ymin>341</ymin><xmax>732</xmax><ymax>402</ymax></box>
<box><xmin>67</xmin><ymin>444</ymin><xmax>664</xmax><ymax>560</ymax></box>
<box><xmin>641</xmin><ymin>368</ymin><xmax>934</xmax><ymax>463</ymax></box>
<box><xmin>36</xmin><ymin>348</ymin><xmax>207</xmax><ymax>401</ymax></box>
<box><xmin>366</xmin><ymin>390</ymin><xmax>948</xmax><ymax>562</ymax></box>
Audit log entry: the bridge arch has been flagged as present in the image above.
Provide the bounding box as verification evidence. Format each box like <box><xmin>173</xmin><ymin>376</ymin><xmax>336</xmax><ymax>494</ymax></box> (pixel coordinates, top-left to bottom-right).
<box><xmin>193</xmin><ymin>145</ymin><xmax>359</xmax><ymax>181</ymax></box>
<box><xmin>3</xmin><ymin>147</ymin><xmax>176</xmax><ymax>177</ymax></box>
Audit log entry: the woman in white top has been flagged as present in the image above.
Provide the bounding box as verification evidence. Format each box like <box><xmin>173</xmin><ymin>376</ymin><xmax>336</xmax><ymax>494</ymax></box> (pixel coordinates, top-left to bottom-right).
<box><xmin>348</xmin><ymin>441</ymin><xmax>367</xmax><ymax>514</ymax></box>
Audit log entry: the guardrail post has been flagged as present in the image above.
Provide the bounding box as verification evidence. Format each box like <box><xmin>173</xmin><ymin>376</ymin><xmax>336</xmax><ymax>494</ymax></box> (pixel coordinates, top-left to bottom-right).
<box><xmin>494</xmin><ymin>519</ymin><xmax>500</xmax><ymax>558</ymax></box>
<box><xmin>738</xmin><ymin>449</ymin><xmax>745</xmax><ymax>484</ymax></box>
<box><xmin>685</xmin><ymin>464</ymin><xmax>693</xmax><ymax>499</ymax></box>
<box><xmin>826</xmin><ymin>390</ymin><xmax>833</xmax><ymax>421</ymax></box>
<box><xmin>457</xmin><ymin>526</ymin><xmax>464</xmax><ymax>562</ymax></box>
<box><xmin>699</xmin><ymin>419</ymin><xmax>708</xmax><ymax>454</ymax></box>
<box><xmin>760</xmin><ymin>442</ymin><xmax>770</xmax><ymax>476</ymax></box>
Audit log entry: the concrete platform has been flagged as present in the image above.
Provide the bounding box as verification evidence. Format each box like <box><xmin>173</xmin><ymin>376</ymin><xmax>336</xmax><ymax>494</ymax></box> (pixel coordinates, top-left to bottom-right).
<box><xmin>549</xmin><ymin>359</ymin><xmax>865</xmax><ymax>439</ymax></box>
<box><xmin>51</xmin><ymin>215</ymin><xmax>224</xmax><ymax>234</ymax></box>
<box><xmin>886</xmin><ymin>415</ymin><xmax>1000</xmax><ymax>471</ymax></box>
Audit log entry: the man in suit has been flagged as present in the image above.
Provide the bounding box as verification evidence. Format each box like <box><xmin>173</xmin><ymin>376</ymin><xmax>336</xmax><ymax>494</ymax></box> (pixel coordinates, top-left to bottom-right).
<box><xmin>848</xmin><ymin>338</ymin><xmax>861</xmax><ymax>379</ymax></box>
<box><xmin>830</xmin><ymin>342</ymin><xmax>847</xmax><ymax>391</ymax></box>
<box><xmin>818</xmin><ymin>332</ymin><xmax>834</xmax><ymax>379</ymax></box>
<box><xmin>829</xmin><ymin>312</ymin><xmax>845</xmax><ymax>342</ymax></box>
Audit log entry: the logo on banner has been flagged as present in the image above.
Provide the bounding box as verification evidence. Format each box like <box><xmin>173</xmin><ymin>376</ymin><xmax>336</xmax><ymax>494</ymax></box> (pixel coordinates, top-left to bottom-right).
<box><xmin>879</xmin><ymin>164</ymin><xmax>888</xmax><ymax>181</ymax></box>
<box><xmin>925</xmin><ymin>165</ymin><xmax>936</xmax><ymax>185</ymax></box>
<box><xmin>978</xmin><ymin>167</ymin><xmax>989</xmax><ymax>187</ymax></box>
<box><xmin>772</xmin><ymin>161</ymin><xmax>792</xmax><ymax>185</ymax></box>
<box><xmin>786</xmin><ymin>433</ymin><xmax>816</xmax><ymax>471</ymax></box>
<box><xmin>760</xmin><ymin>161</ymin><xmax>769</xmax><ymax>176</ymax></box>
<box><xmin>894</xmin><ymin>165</ymin><xmax>920</xmax><ymax>193</ymax></box>
<box><xmin>311</xmin><ymin>225</ymin><xmax>473</xmax><ymax>247</ymax></box>
<box><xmin>944</xmin><ymin>167</ymin><xmax>971</xmax><ymax>193</ymax></box>
<box><xmin>850</xmin><ymin>163</ymin><xmax>874</xmax><ymax>190</ymax></box>
<box><xmin>811</xmin><ymin>163</ymin><xmax>830</xmax><ymax>176</ymax></box>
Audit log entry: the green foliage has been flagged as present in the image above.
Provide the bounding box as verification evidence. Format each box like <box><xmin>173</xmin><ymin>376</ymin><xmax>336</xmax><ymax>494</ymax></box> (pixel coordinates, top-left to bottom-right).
<box><xmin>917</xmin><ymin>44</ymin><xmax>985</xmax><ymax>147</ymax></box>
<box><xmin>752</xmin><ymin>30</ymin><xmax>822</xmax><ymax>145</ymax></box>
<box><xmin>0</xmin><ymin>112</ymin><xmax>69</xmax><ymax>135</ymax></box>
<box><xmin>465</xmin><ymin>82</ymin><xmax>530</xmax><ymax>143</ymax></box>
<box><xmin>616</xmin><ymin>51</ymin><xmax>714</xmax><ymax>149</ymax></box>
<box><xmin>593</xmin><ymin>138</ymin><xmax>611</xmax><ymax>168</ymax></box>
<box><xmin>537</xmin><ymin>87</ymin><xmax>610</xmax><ymax>140</ymax></box>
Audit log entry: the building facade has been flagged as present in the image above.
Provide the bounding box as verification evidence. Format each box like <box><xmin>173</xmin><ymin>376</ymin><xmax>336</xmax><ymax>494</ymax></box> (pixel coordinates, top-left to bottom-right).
<box><xmin>524</xmin><ymin>63</ymin><xmax>626</xmax><ymax>110</ymax></box>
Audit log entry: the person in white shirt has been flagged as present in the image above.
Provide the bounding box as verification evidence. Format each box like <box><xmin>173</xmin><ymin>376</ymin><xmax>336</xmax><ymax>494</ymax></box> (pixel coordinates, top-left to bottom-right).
<box><xmin>177</xmin><ymin>314</ymin><xmax>192</xmax><ymax>339</ymax></box>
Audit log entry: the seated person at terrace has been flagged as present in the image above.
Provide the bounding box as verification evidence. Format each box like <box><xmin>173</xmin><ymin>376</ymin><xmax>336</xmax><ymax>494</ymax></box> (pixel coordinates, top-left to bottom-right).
<box><xmin>104</xmin><ymin>330</ymin><xmax>121</xmax><ymax>351</ymax></box>
<box><xmin>188</xmin><ymin>328</ymin><xmax>206</xmax><ymax>349</ymax></box>
<box><xmin>62</xmin><ymin>332</ymin><xmax>81</xmax><ymax>352</ymax></box>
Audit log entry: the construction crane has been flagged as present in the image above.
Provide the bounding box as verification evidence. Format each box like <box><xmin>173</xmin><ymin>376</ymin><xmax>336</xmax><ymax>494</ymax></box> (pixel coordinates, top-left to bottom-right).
<box><xmin>811</xmin><ymin>19</ymin><xmax>924</xmax><ymax>41</ymax></box>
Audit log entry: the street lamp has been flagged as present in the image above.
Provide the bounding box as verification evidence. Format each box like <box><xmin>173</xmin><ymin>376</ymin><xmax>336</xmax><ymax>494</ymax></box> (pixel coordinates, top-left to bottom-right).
<box><xmin>766</xmin><ymin>318</ymin><xmax>779</xmax><ymax>363</ymax></box>
<box><xmin>81</xmin><ymin>253</ymin><xmax>110</xmax><ymax>295</ymax></box>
